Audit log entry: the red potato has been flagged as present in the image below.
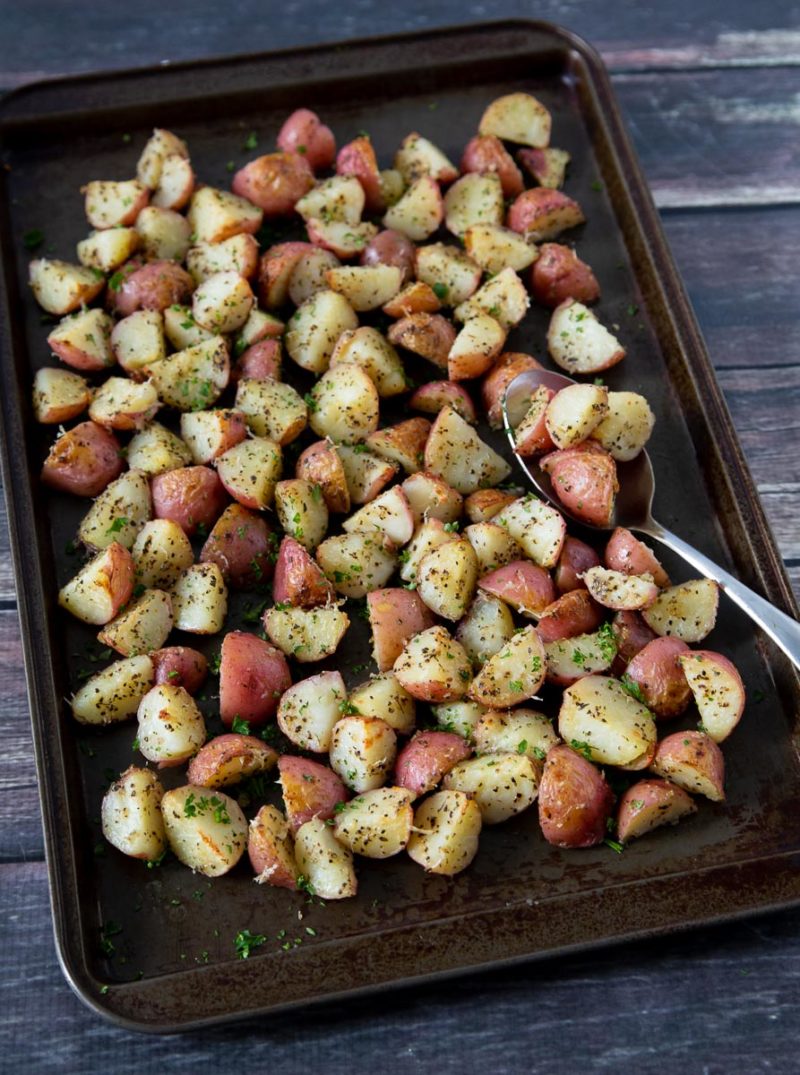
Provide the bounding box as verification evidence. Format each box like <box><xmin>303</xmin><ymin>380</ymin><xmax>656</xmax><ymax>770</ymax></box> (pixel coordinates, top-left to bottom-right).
<box><xmin>393</xmin><ymin>625</ymin><xmax>473</xmax><ymax>703</ymax></box>
<box><xmin>407</xmin><ymin>790</ymin><xmax>482</xmax><ymax>876</ymax></box>
<box><xmin>530</xmin><ymin>243</ymin><xmax>600</xmax><ymax>308</ymax></box>
<box><xmin>216</xmin><ymin>437</ymin><xmax>282</xmax><ymax>511</ymax></box>
<box><xmin>232</xmin><ymin>152</ymin><xmax>314</xmax><ymax>215</ymax></box>
<box><xmin>387</xmin><ymin>312</ymin><xmax>456</xmax><ymax>369</ymax></box>
<box><xmin>305</xmin><ymin>218</ymin><xmax>378</xmax><ymax>259</ymax></box>
<box><xmin>558</xmin><ymin>674</ymin><xmax>656</xmax><ymax>768</ymax></box>
<box><xmin>624</xmin><ymin>637</ymin><xmax>692</xmax><ymax>719</ymax></box>
<box><xmin>233</xmin><ymin>339</ymin><xmax>282</xmax><ymax>382</ymax></box>
<box><xmin>447</xmin><ymin>313</ymin><xmax>507</xmax><ymax>381</ymax></box>
<box><xmin>409</xmin><ymin>380</ymin><xmax>477</xmax><ymax>424</ymax></box>
<box><xmin>383</xmin><ymin>281</ymin><xmax>441</xmax><ymax>318</ymax></box>
<box><xmin>611</xmin><ymin>610</ymin><xmax>658</xmax><ymax>674</ymax></box>
<box><xmin>678</xmin><ymin>650</ymin><xmax>747</xmax><ymax>742</ymax></box>
<box><xmin>151</xmin><ymin>465</ymin><xmax>227</xmax><ymax>537</ymax></box>
<box><xmin>538</xmin><ymin>744</ymin><xmax>614</xmax><ymax>848</ymax></box>
<box><xmin>29</xmin><ymin>258</ymin><xmax>105</xmax><ymax>315</ymax></box>
<box><xmin>258</xmin><ymin>241</ymin><xmax>316</xmax><ymax>308</ymax></box>
<box><xmin>394</xmin><ymin>731</ymin><xmax>472</xmax><ymax>798</ymax></box>
<box><xmin>295</xmin><ymin>441</ymin><xmax>350</xmax><ymax>514</ymax></box>
<box><xmin>272</xmin><ymin>535</ymin><xmax>335</xmax><ymax>608</ymax></box>
<box><xmin>277</xmin><ymin>108</ymin><xmax>336</xmax><ymax>171</ymax></box>
<box><xmin>479</xmin><ymin>91</ymin><xmax>552</xmax><ymax>148</ymax></box>
<box><xmin>187</xmin><ymin>733</ymin><xmax>278</xmax><ymax>788</ymax></box>
<box><xmin>219</xmin><ymin>630</ymin><xmax>291</xmax><ymax>726</ymax></box>
<box><xmin>547</xmin><ymin>300</ymin><xmax>625</xmax><ymax>375</ymax></box>
<box><xmin>32</xmin><ymin>367</ymin><xmax>92</xmax><ymax>424</ymax></box>
<box><xmin>478</xmin><ymin>560</ymin><xmax>555</xmax><ymax>618</ymax></box>
<box><xmin>336</xmin><ymin>135</ymin><xmax>384</xmax><ymax>212</ymax></box>
<box><xmin>416</xmin><ymin>537</ymin><xmax>479</xmax><ymax>621</ymax></box>
<box><xmin>541</xmin><ymin>442</ymin><xmax>618</xmax><ymax>528</ymax></box>
<box><xmin>553</xmin><ymin>537</ymin><xmax>601</xmax><ymax>594</ymax></box>
<box><xmin>58</xmin><ymin>542</ymin><xmax>135</xmax><ymax>625</ymax></box>
<box><xmin>278</xmin><ymin>755</ymin><xmax>349</xmax><ymax>833</ymax></box>
<box><xmin>468</xmin><ymin>625</ymin><xmax>547</xmax><ymax>708</ymax></box>
<box><xmin>460</xmin><ymin>135</ymin><xmax>524</xmax><ymax>198</ymax></box>
<box><xmin>507</xmin><ymin>188</ymin><xmax>585</xmax><ymax>242</ymax></box>
<box><xmin>360</xmin><ymin>229</ymin><xmax>416</xmax><ymax>286</ymax></box>
<box><xmin>464</xmin><ymin>488</ymin><xmax>520</xmax><ymax>524</ymax></box>
<box><xmin>367</xmin><ymin>418</ymin><xmax>431</xmax><ymax>475</ymax></box>
<box><xmin>642</xmin><ymin>579</ymin><xmax>720</xmax><ymax>643</ymax></box>
<box><xmin>616</xmin><ymin>778</ymin><xmax>697</xmax><ymax>843</ymax></box>
<box><xmin>402</xmin><ymin>471</ymin><xmax>463</xmax><ymax>524</ymax></box>
<box><xmin>47</xmin><ymin>309</ymin><xmax>114</xmax><ymax>372</ymax></box>
<box><xmin>151</xmin><ymin>646</ymin><xmax>208</xmax><ymax>693</ymax></box>
<box><xmin>180</xmin><ymin>409</ymin><xmax>247</xmax><ymax>463</ymax></box>
<box><xmin>108</xmin><ymin>259</ymin><xmax>194</xmax><ymax>315</ymax></box>
<box><xmin>248</xmin><ymin>804</ymin><xmax>299</xmax><ymax>890</ymax></box>
<box><xmin>582</xmin><ymin>566</ymin><xmax>660</xmax><ymax>612</ymax></box>
<box><xmin>41</xmin><ymin>421</ymin><xmax>124</xmax><ymax>498</ymax></box>
<box><xmin>395</xmin><ymin>132</ymin><xmax>457</xmax><ymax>185</ymax></box>
<box><xmin>367</xmin><ymin>588</ymin><xmax>437</xmax><ymax>672</ymax></box>
<box><xmin>513</xmin><ymin>386</ymin><xmax>556</xmax><ymax>457</ymax></box>
<box><xmin>481</xmin><ymin>350</ymin><xmax>544</xmax><ymax>430</ymax></box>
<box><xmin>604</xmin><ymin>528</ymin><xmax>670</xmax><ymax>589</ymax></box>
<box><xmin>536</xmin><ymin>589</ymin><xmax>604</xmax><ymax>643</ymax></box>
<box><xmin>84</xmin><ymin>179</ymin><xmax>149</xmax><ymax>228</ymax></box>
<box><xmin>424</xmin><ymin>405</ymin><xmax>511</xmax><ymax>495</ymax></box>
<box><xmin>200</xmin><ymin>503</ymin><xmax>277</xmax><ymax>588</ymax></box>
<box><xmin>650</xmin><ymin>730</ymin><xmax>725</xmax><ymax>801</ymax></box>
<box><xmin>492</xmin><ymin>494</ymin><xmax>566</xmax><ymax>569</ymax></box>
<box><xmin>517</xmin><ymin>146</ymin><xmax>570</xmax><ymax>189</ymax></box>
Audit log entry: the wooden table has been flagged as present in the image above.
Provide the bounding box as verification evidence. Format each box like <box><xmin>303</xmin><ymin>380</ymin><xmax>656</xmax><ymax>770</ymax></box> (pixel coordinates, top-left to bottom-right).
<box><xmin>1</xmin><ymin>1</ymin><xmax>798</xmax><ymax>1068</ymax></box>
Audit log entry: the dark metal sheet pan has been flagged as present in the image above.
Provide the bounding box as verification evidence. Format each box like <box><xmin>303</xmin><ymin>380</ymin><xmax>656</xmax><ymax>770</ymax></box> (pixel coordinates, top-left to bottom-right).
<box><xmin>1</xmin><ymin>19</ymin><xmax>799</xmax><ymax>1033</ymax></box>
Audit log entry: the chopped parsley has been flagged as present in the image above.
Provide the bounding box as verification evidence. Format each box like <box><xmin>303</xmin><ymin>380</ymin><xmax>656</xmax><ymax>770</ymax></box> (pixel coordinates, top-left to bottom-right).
<box><xmin>570</xmin><ymin>739</ymin><xmax>594</xmax><ymax>761</ymax></box>
<box><xmin>432</xmin><ymin>282</ymin><xmax>449</xmax><ymax>301</ymax></box>
<box><xmin>242</xmin><ymin>131</ymin><xmax>258</xmax><ymax>151</ymax></box>
<box><xmin>234</xmin><ymin>929</ymin><xmax>267</xmax><ymax>959</ymax></box>
<box><xmin>23</xmin><ymin>228</ymin><xmax>45</xmax><ymax>250</ymax></box>
<box><xmin>231</xmin><ymin>716</ymin><xmax>251</xmax><ymax>735</ymax></box>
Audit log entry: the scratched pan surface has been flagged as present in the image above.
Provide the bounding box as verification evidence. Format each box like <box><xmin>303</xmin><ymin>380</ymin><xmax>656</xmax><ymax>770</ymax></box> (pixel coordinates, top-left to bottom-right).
<box><xmin>0</xmin><ymin>20</ymin><xmax>799</xmax><ymax>1033</ymax></box>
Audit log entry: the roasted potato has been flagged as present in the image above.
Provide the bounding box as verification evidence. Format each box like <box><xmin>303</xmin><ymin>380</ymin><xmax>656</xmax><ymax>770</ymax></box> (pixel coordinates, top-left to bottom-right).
<box><xmin>294</xmin><ymin>816</ymin><xmax>357</xmax><ymax>899</ymax></box>
<box><xmin>616</xmin><ymin>778</ymin><xmax>697</xmax><ymax>843</ymax></box>
<box><xmin>200</xmin><ymin>503</ymin><xmax>277</xmax><ymax>589</ymax></box>
<box><xmin>277</xmin><ymin>670</ymin><xmax>347</xmax><ymax>752</ymax></box>
<box><xmin>538</xmin><ymin>744</ymin><xmax>613</xmax><ymax>848</ymax></box>
<box><xmin>161</xmin><ymin>785</ymin><xmax>248</xmax><ymax>876</ymax></box>
<box><xmin>102</xmin><ymin>766</ymin><xmax>167</xmax><ymax>861</ymax></box>
<box><xmin>187</xmin><ymin>733</ymin><xmax>278</xmax><ymax>788</ymax></box>
<box><xmin>558</xmin><ymin>674</ymin><xmax>656</xmax><ymax>769</ymax></box>
<box><xmin>468</xmin><ymin>625</ymin><xmax>546</xmax><ymax>708</ymax></box>
<box><xmin>444</xmin><ymin>753</ymin><xmax>539</xmax><ymax>824</ymax></box>
<box><xmin>219</xmin><ymin>630</ymin><xmax>291</xmax><ymax>725</ymax></box>
<box><xmin>333</xmin><ymin>787</ymin><xmax>414</xmax><ymax>858</ymax></box>
<box><xmin>41</xmin><ymin>421</ymin><xmax>124</xmax><ymax>498</ymax></box>
<box><xmin>367</xmin><ymin>588</ymin><xmax>436</xmax><ymax>672</ymax></box>
<box><xmin>248</xmin><ymin>804</ymin><xmax>299</xmax><ymax>891</ymax></box>
<box><xmin>71</xmin><ymin>655</ymin><xmax>154</xmax><ymax>725</ymax></box>
<box><xmin>393</xmin><ymin>625</ymin><xmax>473</xmax><ymax>703</ymax></box>
<box><xmin>137</xmin><ymin>684</ymin><xmax>207</xmax><ymax>767</ymax></box>
<box><xmin>624</xmin><ymin>636</ymin><xmax>692</xmax><ymax>719</ymax></box>
<box><xmin>329</xmin><ymin>715</ymin><xmax>397</xmax><ymax>793</ymax></box>
<box><xmin>279</xmin><ymin>755</ymin><xmax>349</xmax><ymax>834</ymax></box>
<box><xmin>678</xmin><ymin>650</ymin><xmax>746</xmax><ymax>742</ymax></box>
<box><xmin>407</xmin><ymin>790</ymin><xmax>481</xmax><ymax>876</ymax></box>
<box><xmin>59</xmin><ymin>542</ymin><xmax>134</xmax><ymax>625</ymax></box>
<box><xmin>455</xmin><ymin>590</ymin><xmax>516</xmax><ymax>667</ymax></box>
<box><xmin>650</xmin><ymin>730</ymin><xmax>725</xmax><ymax>801</ymax></box>
<box><xmin>272</xmin><ymin>535</ymin><xmax>336</xmax><ymax>608</ymax></box>
<box><xmin>171</xmin><ymin>562</ymin><xmax>228</xmax><ymax>634</ymax></box>
<box><xmin>264</xmin><ymin>604</ymin><xmax>350</xmax><ymax>663</ymax></box>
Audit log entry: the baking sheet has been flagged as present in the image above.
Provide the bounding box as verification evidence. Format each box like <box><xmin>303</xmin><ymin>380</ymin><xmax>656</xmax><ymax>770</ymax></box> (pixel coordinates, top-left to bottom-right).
<box><xmin>0</xmin><ymin>20</ymin><xmax>798</xmax><ymax>1032</ymax></box>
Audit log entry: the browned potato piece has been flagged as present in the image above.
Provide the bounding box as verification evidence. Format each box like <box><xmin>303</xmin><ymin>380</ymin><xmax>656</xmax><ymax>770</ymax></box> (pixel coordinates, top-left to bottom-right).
<box><xmin>407</xmin><ymin>790</ymin><xmax>482</xmax><ymax>876</ymax></box>
<box><xmin>393</xmin><ymin>626</ymin><xmax>472</xmax><ymax>703</ymax></box>
<box><xmin>650</xmin><ymin>731</ymin><xmax>725</xmax><ymax>801</ymax></box>
<box><xmin>161</xmin><ymin>785</ymin><xmax>247</xmax><ymax>877</ymax></box>
<box><xmin>101</xmin><ymin>766</ymin><xmax>166</xmax><ymax>861</ymax></box>
<box><xmin>678</xmin><ymin>650</ymin><xmax>747</xmax><ymax>743</ymax></box>
<box><xmin>624</xmin><ymin>637</ymin><xmax>692</xmax><ymax>719</ymax></box>
<box><xmin>333</xmin><ymin>787</ymin><xmax>414</xmax><ymax>858</ymax></box>
<box><xmin>187</xmin><ymin>733</ymin><xmax>278</xmax><ymax>788</ymax></box>
<box><xmin>41</xmin><ymin>421</ymin><xmax>124</xmax><ymax>498</ymax></box>
<box><xmin>538</xmin><ymin>744</ymin><xmax>613</xmax><ymax>848</ymax></box>
<box><xmin>248</xmin><ymin>804</ymin><xmax>299</xmax><ymax>890</ymax></box>
<box><xmin>469</xmin><ymin>626</ymin><xmax>546</xmax><ymax>708</ymax></box>
<box><xmin>616</xmin><ymin>778</ymin><xmax>697</xmax><ymax>842</ymax></box>
<box><xmin>200</xmin><ymin>503</ymin><xmax>277</xmax><ymax>589</ymax></box>
<box><xmin>296</xmin><ymin>440</ymin><xmax>350</xmax><ymax>514</ymax></box>
<box><xmin>279</xmin><ymin>756</ymin><xmax>349</xmax><ymax>834</ymax></box>
<box><xmin>395</xmin><ymin>730</ymin><xmax>472</xmax><ymax>797</ymax></box>
<box><xmin>387</xmin><ymin>313</ymin><xmax>455</xmax><ymax>370</ymax></box>
<box><xmin>558</xmin><ymin>674</ymin><xmax>657</xmax><ymax>770</ymax></box>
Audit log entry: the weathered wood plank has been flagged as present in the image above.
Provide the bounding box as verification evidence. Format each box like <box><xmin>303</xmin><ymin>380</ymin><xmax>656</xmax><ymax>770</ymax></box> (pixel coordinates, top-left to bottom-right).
<box><xmin>2</xmin><ymin>857</ymin><xmax>800</xmax><ymax>1068</ymax></box>
<box><xmin>1</xmin><ymin>2</ymin><xmax>799</xmax><ymax>92</ymax></box>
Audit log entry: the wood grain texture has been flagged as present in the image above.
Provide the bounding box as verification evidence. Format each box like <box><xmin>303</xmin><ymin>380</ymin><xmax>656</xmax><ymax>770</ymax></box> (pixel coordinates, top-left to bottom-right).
<box><xmin>2</xmin><ymin>858</ymin><xmax>800</xmax><ymax>1072</ymax></box>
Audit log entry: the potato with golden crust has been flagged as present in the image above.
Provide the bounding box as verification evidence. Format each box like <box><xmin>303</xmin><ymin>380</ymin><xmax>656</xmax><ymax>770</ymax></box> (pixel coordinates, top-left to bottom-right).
<box><xmin>395</xmin><ymin>730</ymin><xmax>472</xmax><ymax>798</ymax></box>
<box><xmin>29</xmin><ymin>258</ymin><xmax>105</xmax><ymax>315</ymax></box>
<box><xmin>216</xmin><ymin>437</ymin><xmax>283</xmax><ymax>511</ymax></box>
<box><xmin>388</xmin><ymin>312</ymin><xmax>456</xmax><ymax>370</ymax></box>
<box><xmin>407</xmin><ymin>790</ymin><xmax>481</xmax><ymax>876</ymax></box>
<box><xmin>147</xmin><ymin>336</ymin><xmax>231</xmax><ymax>411</ymax></box>
<box><xmin>678</xmin><ymin>650</ymin><xmax>746</xmax><ymax>742</ymax></box>
<box><xmin>540</xmin><ymin>442</ymin><xmax>618</xmax><ymax>528</ymax></box>
<box><xmin>402</xmin><ymin>471</ymin><xmax>463</xmax><ymax>525</ymax></box>
<box><xmin>78</xmin><ymin>469</ymin><xmax>151</xmax><ymax>552</ymax></box>
<box><xmin>464</xmin><ymin>521</ymin><xmax>522</xmax><ymax>574</ymax></box>
<box><xmin>137</xmin><ymin>684</ymin><xmax>206</xmax><ymax>767</ymax></box>
<box><xmin>275</xmin><ymin>478</ymin><xmax>330</xmax><ymax>551</ymax></box>
<box><xmin>342</xmin><ymin>485</ymin><xmax>414</xmax><ymax>547</ymax></box>
<box><xmin>479</xmin><ymin>91</ymin><xmax>552</xmax><ymax>147</ymax></box>
<box><xmin>460</xmin><ymin>134</ymin><xmax>524</xmax><ymax>197</ymax></box>
<box><xmin>349</xmin><ymin>673</ymin><xmax>416</xmax><ymax>735</ymax></box>
<box><xmin>232</xmin><ymin>151</ymin><xmax>314</xmax><ymax>215</ymax></box>
<box><xmin>334</xmin><ymin>787</ymin><xmax>415</xmax><ymax>859</ymax></box>
<box><xmin>71</xmin><ymin>655</ymin><xmax>154</xmax><ymax>725</ymax></box>
<box><xmin>616</xmin><ymin>778</ymin><xmax>697</xmax><ymax>843</ymax></box>
<box><xmin>272</xmin><ymin>535</ymin><xmax>335</xmax><ymax>608</ymax></box>
<box><xmin>493</xmin><ymin>493</ymin><xmax>566</xmax><ymax>569</ymax></box>
<box><xmin>59</xmin><ymin>542</ymin><xmax>135</xmax><ymax>625</ymax></box>
<box><xmin>200</xmin><ymin>503</ymin><xmax>277</xmax><ymax>589</ymax></box>
<box><xmin>455</xmin><ymin>591</ymin><xmax>515</xmax><ymax>668</ymax></box>
<box><xmin>558</xmin><ymin>674</ymin><xmax>657</xmax><ymax>769</ymax></box>
<box><xmin>329</xmin><ymin>326</ymin><xmax>408</xmax><ymax>399</ymax></box>
<box><xmin>417</xmin><ymin>536</ymin><xmax>479</xmax><ymax>622</ymax></box>
<box><xmin>474</xmin><ymin>707</ymin><xmax>560</xmax><ymax>761</ymax></box>
<box><xmin>97</xmin><ymin>588</ymin><xmax>173</xmax><ymax>656</ymax></box>
<box><xmin>278</xmin><ymin>756</ymin><xmax>349</xmax><ymax>834</ymax></box>
<box><xmin>538</xmin><ymin>744</ymin><xmax>613</xmax><ymax>848</ymax></box>
<box><xmin>258</xmin><ymin>240</ymin><xmax>317</xmax><ymax>308</ymax></box>
<box><xmin>161</xmin><ymin>785</ymin><xmax>247</xmax><ymax>877</ymax></box>
<box><xmin>547</xmin><ymin>300</ymin><xmax>625</xmax><ymax>375</ymax></box>
<box><xmin>264</xmin><ymin>605</ymin><xmax>350</xmax><ymax>663</ymax></box>
<box><xmin>384</xmin><ymin>177</ymin><xmax>443</xmax><ymax>241</ymax></box>
<box><xmin>623</xmin><ymin>637</ymin><xmax>692</xmax><ymax>719</ymax></box>
<box><xmin>650</xmin><ymin>730</ymin><xmax>725</xmax><ymax>801</ymax></box>
<box><xmin>395</xmin><ymin>132</ymin><xmax>458</xmax><ymax>185</ymax></box>
<box><xmin>444</xmin><ymin>753</ymin><xmax>539</xmax><ymax>824</ymax></box>
<box><xmin>444</xmin><ymin>173</ymin><xmax>504</xmax><ymax>239</ymax></box>
<box><xmin>32</xmin><ymin>368</ymin><xmax>92</xmax><ymax>424</ymax></box>
<box><xmin>604</xmin><ymin>528</ymin><xmax>670</xmax><ymax>588</ymax></box>
<box><xmin>481</xmin><ymin>350</ymin><xmax>543</xmax><ymax>430</ymax></box>
<box><xmin>171</xmin><ymin>563</ymin><xmax>228</xmax><ymax>635</ymax></box>
<box><xmin>180</xmin><ymin>409</ymin><xmax>247</xmax><ymax>465</ymax></box>
<box><xmin>478</xmin><ymin>559</ymin><xmax>555</xmax><ymax>618</ymax></box>
<box><xmin>102</xmin><ymin>766</ymin><xmax>166</xmax><ymax>861</ymax></box>
<box><xmin>131</xmin><ymin>519</ymin><xmax>193</xmax><ymax>589</ymax></box>
<box><xmin>642</xmin><ymin>579</ymin><xmax>719</xmax><ymax>643</ymax></box>
<box><xmin>294</xmin><ymin>817</ymin><xmax>357</xmax><ymax>899</ymax></box>
<box><xmin>48</xmin><ymin>308</ymin><xmax>114</xmax><ymax>372</ymax></box>
<box><xmin>41</xmin><ymin>421</ymin><xmax>124</xmax><ymax>498</ymax></box>
<box><xmin>468</xmin><ymin>625</ymin><xmax>546</xmax><ymax>708</ymax></box>
<box><xmin>424</xmin><ymin>404</ymin><xmax>511</xmax><ymax>495</ymax></box>
<box><xmin>464</xmin><ymin>488</ymin><xmax>519</xmax><ymax>524</ymax></box>
<box><xmin>316</xmin><ymin>531</ymin><xmax>397</xmax><ymax>599</ymax></box>
<box><xmin>448</xmin><ymin>313</ymin><xmax>507</xmax><ymax>381</ymax></box>
<box><xmin>410</xmin><ymin>380</ymin><xmax>477</xmax><ymax>424</ymax></box>
<box><xmin>329</xmin><ymin>715</ymin><xmax>397</xmax><ymax>793</ymax></box>
<box><xmin>309</xmin><ymin>364</ymin><xmax>380</xmax><ymax>445</ymax></box>
<box><xmin>219</xmin><ymin>630</ymin><xmax>291</xmax><ymax>726</ymax></box>
<box><xmin>582</xmin><ymin>566</ymin><xmax>660</xmax><ymax>612</ymax></box>
<box><xmin>187</xmin><ymin>733</ymin><xmax>278</xmax><ymax>788</ymax></box>
<box><xmin>367</xmin><ymin>588</ymin><xmax>437</xmax><ymax>672</ymax></box>
<box><xmin>367</xmin><ymin>418</ymin><xmax>432</xmax><ymax>474</ymax></box>
<box><xmin>530</xmin><ymin>243</ymin><xmax>600</xmax><ymax>308</ymax></box>
<box><xmin>277</xmin><ymin>108</ymin><xmax>336</xmax><ymax>171</ymax></box>
<box><xmin>536</xmin><ymin>589</ymin><xmax>604</xmax><ymax>643</ymax></box>
<box><xmin>393</xmin><ymin>625</ymin><xmax>472</xmax><ymax>703</ymax></box>
<box><xmin>507</xmin><ymin>188</ymin><xmax>585</xmax><ymax>242</ymax></box>
<box><xmin>337</xmin><ymin>135</ymin><xmax>384</xmax><ymax>213</ymax></box>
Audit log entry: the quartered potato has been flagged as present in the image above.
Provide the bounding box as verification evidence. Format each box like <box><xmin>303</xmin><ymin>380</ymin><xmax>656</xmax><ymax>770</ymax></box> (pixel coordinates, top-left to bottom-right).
<box><xmin>161</xmin><ymin>785</ymin><xmax>248</xmax><ymax>877</ymax></box>
<box><xmin>264</xmin><ymin>604</ymin><xmax>350</xmax><ymax>663</ymax></box>
<box><xmin>329</xmin><ymin>715</ymin><xmax>397</xmax><ymax>793</ymax></box>
<box><xmin>444</xmin><ymin>753</ymin><xmax>539</xmax><ymax>824</ymax></box>
<box><xmin>334</xmin><ymin>787</ymin><xmax>415</xmax><ymax>858</ymax></box>
<box><xmin>102</xmin><ymin>767</ymin><xmax>167</xmax><ymax>861</ymax></box>
<box><xmin>294</xmin><ymin>817</ymin><xmax>357</xmax><ymax>899</ymax></box>
<box><xmin>137</xmin><ymin>684</ymin><xmax>207</xmax><ymax>766</ymax></box>
<box><xmin>71</xmin><ymin>655</ymin><xmax>154</xmax><ymax>725</ymax></box>
<box><xmin>407</xmin><ymin>790</ymin><xmax>482</xmax><ymax>876</ymax></box>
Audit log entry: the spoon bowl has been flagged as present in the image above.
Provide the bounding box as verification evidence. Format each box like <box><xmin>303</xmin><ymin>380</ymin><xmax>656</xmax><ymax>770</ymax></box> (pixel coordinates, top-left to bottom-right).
<box><xmin>501</xmin><ymin>367</ymin><xmax>800</xmax><ymax>672</ymax></box>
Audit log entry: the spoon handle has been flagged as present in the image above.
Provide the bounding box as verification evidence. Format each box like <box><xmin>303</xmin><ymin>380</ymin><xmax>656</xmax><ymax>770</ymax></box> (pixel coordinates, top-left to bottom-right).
<box><xmin>641</xmin><ymin>522</ymin><xmax>800</xmax><ymax>672</ymax></box>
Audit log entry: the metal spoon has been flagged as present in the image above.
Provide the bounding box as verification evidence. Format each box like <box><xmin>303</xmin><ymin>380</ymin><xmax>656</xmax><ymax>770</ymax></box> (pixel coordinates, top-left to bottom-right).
<box><xmin>502</xmin><ymin>368</ymin><xmax>800</xmax><ymax>671</ymax></box>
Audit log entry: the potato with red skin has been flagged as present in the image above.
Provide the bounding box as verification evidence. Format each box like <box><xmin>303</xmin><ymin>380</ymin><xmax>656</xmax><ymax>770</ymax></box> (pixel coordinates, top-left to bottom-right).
<box><xmin>151</xmin><ymin>465</ymin><xmax>227</xmax><ymax>537</ymax></box>
<box><xmin>536</xmin><ymin>589</ymin><xmax>604</xmax><ymax>643</ymax></box>
<box><xmin>272</xmin><ymin>535</ymin><xmax>335</xmax><ymax>608</ymax></box>
<box><xmin>464</xmin><ymin>488</ymin><xmax>519</xmax><ymax>523</ymax></box>
<box><xmin>610</xmin><ymin>610</ymin><xmax>658</xmax><ymax>674</ymax></box>
<box><xmin>58</xmin><ymin>542</ymin><xmax>135</xmax><ymax>625</ymax></box>
<box><xmin>530</xmin><ymin>243</ymin><xmax>600</xmax><ymax>308</ymax></box>
<box><xmin>295</xmin><ymin>440</ymin><xmax>350</xmax><ymax>514</ymax></box>
<box><xmin>258</xmin><ymin>241</ymin><xmax>317</xmax><ymax>308</ymax></box>
<box><xmin>219</xmin><ymin>630</ymin><xmax>291</xmax><ymax>726</ymax></box>
<box><xmin>248</xmin><ymin>804</ymin><xmax>299</xmax><ymax>890</ymax></box>
<box><xmin>187</xmin><ymin>733</ymin><xmax>278</xmax><ymax>788</ymax></box>
<box><xmin>538</xmin><ymin>744</ymin><xmax>614</xmax><ymax>848</ymax></box>
<box><xmin>395</xmin><ymin>731</ymin><xmax>472</xmax><ymax>798</ymax></box>
<box><xmin>277</xmin><ymin>108</ymin><xmax>336</xmax><ymax>171</ymax></box>
<box><xmin>152</xmin><ymin>646</ymin><xmax>208</xmax><ymax>693</ymax></box>
<box><xmin>278</xmin><ymin>755</ymin><xmax>349</xmax><ymax>834</ymax></box>
<box><xmin>200</xmin><ymin>503</ymin><xmax>277</xmax><ymax>588</ymax></box>
<box><xmin>410</xmin><ymin>380</ymin><xmax>477</xmax><ymax>424</ymax></box>
<box><xmin>387</xmin><ymin>312</ymin><xmax>456</xmax><ymax>369</ymax></box>
<box><xmin>553</xmin><ymin>536</ymin><xmax>601</xmax><ymax>594</ymax></box>
<box><xmin>507</xmin><ymin>188</ymin><xmax>585</xmax><ymax>241</ymax></box>
<box><xmin>604</xmin><ymin>527</ymin><xmax>670</xmax><ymax>588</ymax></box>
<box><xmin>109</xmin><ymin>260</ymin><xmax>194</xmax><ymax>316</ymax></box>
<box><xmin>336</xmin><ymin>136</ymin><xmax>384</xmax><ymax>213</ymax></box>
<box><xmin>367</xmin><ymin>588</ymin><xmax>437</xmax><ymax>672</ymax></box>
<box><xmin>478</xmin><ymin>560</ymin><xmax>555</xmax><ymax>618</ymax></box>
<box><xmin>232</xmin><ymin>152</ymin><xmax>315</xmax><ymax>215</ymax></box>
<box><xmin>41</xmin><ymin>421</ymin><xmax>124</xmax><ymax>498</ymax></box>
<box><xmin>232</xmin><ymin>339</ymin><xmax>282</xmax><ymax>382</ymax></box>
<box><xmin>624</xmin><ymin>637</ymin><xmax>692</xmax><ymax>719</ymax></box>
<box><xmin>383</xmin><ymin>281</ymin><xmax>441</xmax><ymax>318</ymax></box>
<box><xmin>393</xmin><ymin>625</ymin><xmax>472</xmax><ymax>703</ymax></box>
<box><xmin>481</xmin><ymin>351</ymin><xmax>543</xmax><ymax>429</ymax></box>
<box><xmin>360</xmin><ymin>229</ymin><xmax>416</xmax><ymax>286</ymax></box>
<box><xmin>616</xmin><ymin>778</ymin><xmax>697</xmax><ymax>842</ymax></box>
<box><xmin>678</xmin><ymin>650</ymin><xmax>747</xmax><ymax>742</ymax></box>
<box><xmin>650</xmin><ymin>730</ymin><xmax>725</xmax><ymax>801</ymax></box>
<box><xmin>513</xmin><ymin>385</ymin><xmax>556</xmax><ymax>457</ymax></box>
<box><xmin>460</xmin><ymin>135</ymin><xmax>524</xmax><ymax>198</ymax></box>
<box><xmin>541</xmin><ymin>441</ymin><xmax>618</xmax><ymax>527</ymax></box>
